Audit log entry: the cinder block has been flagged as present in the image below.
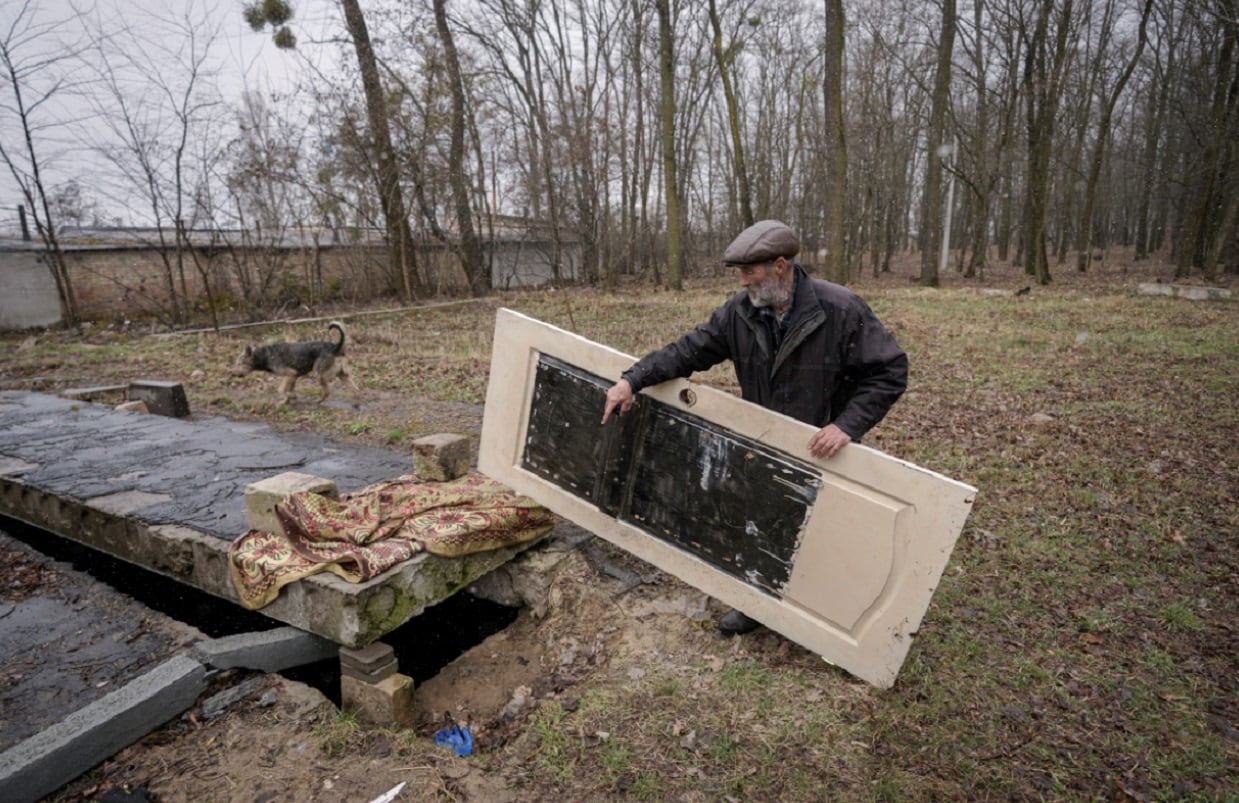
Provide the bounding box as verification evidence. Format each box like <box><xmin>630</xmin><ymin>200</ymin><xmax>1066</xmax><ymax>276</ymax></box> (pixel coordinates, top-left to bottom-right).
<box><xmin>115</xmin><ymin>400</ymin><xmax>149</xmax><ymax>414</ymax></box>
<box><xmin>245</xmin><ymin>472</ymin><xmax>339</xmax><ymax>535</ymax></box>
<box><xmin>127</xmin><ymin>380</ymin><xmax>190</xmax><ymax>418</ymax></box>
<box><xmin>341</xmin><ymin>673</ymin><xmax>415</xmax><ymax>728</ymax></box>
<box><xmin>412</xmin><ymin>433</ymin><xmax>470</xmax><ymax>481</ymax></box>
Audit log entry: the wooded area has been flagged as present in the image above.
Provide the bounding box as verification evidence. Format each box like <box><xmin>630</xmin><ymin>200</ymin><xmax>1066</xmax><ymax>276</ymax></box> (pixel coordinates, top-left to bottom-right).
<box><xmin>3</xmin><ymin>0</ymin><xmax>1237</xmax><ymax>323</ymax></box>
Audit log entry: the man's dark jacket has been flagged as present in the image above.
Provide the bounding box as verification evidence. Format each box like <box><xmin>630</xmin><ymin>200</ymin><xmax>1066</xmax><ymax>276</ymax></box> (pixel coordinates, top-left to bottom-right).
<box><xmin>622</xmin><ymin>265</ymin><xmax>908</xmax><ymax>439</ymax></box>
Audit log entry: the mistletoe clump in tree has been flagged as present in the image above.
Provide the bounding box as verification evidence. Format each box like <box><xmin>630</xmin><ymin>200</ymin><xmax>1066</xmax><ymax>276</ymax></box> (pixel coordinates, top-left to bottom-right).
<box><xmin>243</xmin><ymin>0</ymin><xmax>296</xmax><ymax>50</ymax></box>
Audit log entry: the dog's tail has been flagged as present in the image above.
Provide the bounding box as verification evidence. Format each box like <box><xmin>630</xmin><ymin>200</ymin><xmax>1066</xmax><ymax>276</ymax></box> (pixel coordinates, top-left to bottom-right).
<box><xmin>328</xmin><ymin>321</ymin><xmax>346</xmax><ymax>354</ymax></box>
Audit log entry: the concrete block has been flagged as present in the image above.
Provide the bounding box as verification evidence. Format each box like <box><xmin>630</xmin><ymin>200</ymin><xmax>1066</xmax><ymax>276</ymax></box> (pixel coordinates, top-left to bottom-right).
<box><xmin>115</xmin><ymin>400</ymin><xmax>149</xmax><ymax>414</ymax></box>
<box><xmin>126</xmin><ymin>380</ymin><xmax>190</xmax><ymax>418</ymax></box>
<box><xmin>343</xmin><ymin>655</ymin><xmax>398</xmax><ymax>683</ymax></box>
<box><xmin>0</xmin><ymin>654</ymin><xmax>206</xmax><ymax>803</ymax></box>
<box><xmin>60</xmin><ymin>385</ymin><xmax>128</xmax><ymax>402</ymax></box>
<box><xmin>194</xmin><ymin>627</ymin><xmax>339</xmax><ymax>672</ymax></box>
<box><xmin>341</xmin><ymin>673</ymin><xmax>415</xmax><ymax>728</ymax></box>
<box><xmin>245</xmin><ymin>472</ymin><xmax>339</xmax><ymax>535</ymax></box>
<box><xmin>339</xmin><ymin>642</ymin><xmax>397</xmax><ymax>683</ymax></box>
<box><xmin>412</xmin><ymin>433</ymin><xmax>470</xmax><ymax>481</ymax></box>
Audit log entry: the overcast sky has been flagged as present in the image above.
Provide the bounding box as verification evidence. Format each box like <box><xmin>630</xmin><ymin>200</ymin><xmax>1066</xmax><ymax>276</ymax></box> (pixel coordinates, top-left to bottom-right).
<box><xmin>1</xmin><ymin>0</ymin><xmax>341</xmax><ymax>234</ymax></box>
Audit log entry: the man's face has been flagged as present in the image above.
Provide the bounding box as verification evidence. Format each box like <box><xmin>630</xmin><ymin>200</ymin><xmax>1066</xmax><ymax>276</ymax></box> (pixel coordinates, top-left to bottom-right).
<box><xmin>739</xmin><ymin>259</ymin><xmax>791</xmax><ymax>309</ymax></box>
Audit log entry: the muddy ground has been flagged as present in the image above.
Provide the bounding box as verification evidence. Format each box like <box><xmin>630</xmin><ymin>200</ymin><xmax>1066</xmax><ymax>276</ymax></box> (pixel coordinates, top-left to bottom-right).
<box><xmin>5</xmin><ymin>261</ymin><xmax>1235</xmax><ymax>801</ymax></box>
<box><xmin>0</xmin><ymin>369</ymin><xmax>719</xmax><ymax>802</ymax></box>
<box><xmin>18</xmin><ymin>513</ymin><xmax>746</xmax><ymax>803</ymax></box>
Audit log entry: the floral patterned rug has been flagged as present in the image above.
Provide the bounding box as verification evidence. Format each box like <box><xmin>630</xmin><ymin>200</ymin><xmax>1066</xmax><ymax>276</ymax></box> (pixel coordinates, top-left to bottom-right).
<box><xmin>228</xmin><ymin>473</ymin><xmax>555</xmax><ymax>610</ymax></box>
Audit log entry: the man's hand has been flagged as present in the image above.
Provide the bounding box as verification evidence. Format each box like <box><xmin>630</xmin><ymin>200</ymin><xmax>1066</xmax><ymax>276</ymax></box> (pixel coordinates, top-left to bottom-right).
<box><xmin>602</xmin><ymin>379</ymin><xmax>639</xmax><ymax>423</ymax></box>
<box><xmin>807</xmin><ymin>423</ymin><xmax>851</xmax><ymax>459</ymax></box>
<box><xmin>601</xmin><ymin>379</ymin><xmax>635</xmax><ymax>424</ymax></box>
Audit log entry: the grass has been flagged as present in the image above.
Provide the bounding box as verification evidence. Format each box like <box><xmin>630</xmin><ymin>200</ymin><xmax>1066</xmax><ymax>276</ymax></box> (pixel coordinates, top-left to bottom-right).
<box><xmin>312</xmin><ymin>707</ymin><xmax>362</xmax><ymax>759</ymax></box>
<box><xmin>2</xmin><ymin>256</ymin><xmax>1236</xmax><ymax>800</ymax></box>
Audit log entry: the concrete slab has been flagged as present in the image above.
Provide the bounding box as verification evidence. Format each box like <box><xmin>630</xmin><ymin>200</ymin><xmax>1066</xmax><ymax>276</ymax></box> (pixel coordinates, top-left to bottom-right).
<box><xmin>0</xmin><ymin>391</ymin><xmax>541</xmax><ymax>647</ymax></box>
<box><xmin>193</xmin><ymin>627</ymin><xmax>340</xmax><ymax>672</ymax></box>
<box><xmin>0</xmin><ymin>532</ymin><xmax>204</xmax><ymax>756</ymax></box>
<box><xmin>0</xmin><ymin>528</ymin><xmax>209</xmax><ymax>801</ymax></box>
<box><xmin>60</xmin><ymin>385</ymin><xmax>128</xmax><ymax>401</ymax></box>
<box><xmin>0</xmin><ymin>654</ymin><xmax>207</xmax><ymax>803</ymax></box>
<box><xmin>479</xmin><ymin>309</ymin><xmax>977</xmax><ymax>689</ymax></box>
<box><xmin>1137</xmin><ymin>282</ymin><xmax>1232</xmax><ymax>300</ymax></box>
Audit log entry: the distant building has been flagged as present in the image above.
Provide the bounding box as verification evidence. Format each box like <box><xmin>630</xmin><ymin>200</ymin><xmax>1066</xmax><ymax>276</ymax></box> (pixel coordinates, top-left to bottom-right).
<box><xmin>0</xmin><ymin>218</ymin><xmax>580</xmax><ymax>328</ymax></box>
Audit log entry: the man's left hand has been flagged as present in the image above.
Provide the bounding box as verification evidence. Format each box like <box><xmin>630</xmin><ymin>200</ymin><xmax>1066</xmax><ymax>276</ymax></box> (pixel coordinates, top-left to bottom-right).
<box><xmin>808</xmin><ymin>423</ymin><xmax>851</xmax><ymax>459</ymax></box>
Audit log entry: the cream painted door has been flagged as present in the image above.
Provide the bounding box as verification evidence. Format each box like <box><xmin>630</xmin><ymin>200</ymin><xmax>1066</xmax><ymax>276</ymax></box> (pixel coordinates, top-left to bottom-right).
<box><xmin>479</xmin><ymin>309</ymin><xmax>976</xmax><ymax>688</ymax></box>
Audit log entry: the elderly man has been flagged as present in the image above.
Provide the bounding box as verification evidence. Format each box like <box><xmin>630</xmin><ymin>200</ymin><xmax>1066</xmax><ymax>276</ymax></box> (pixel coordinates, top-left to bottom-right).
<box><xmin>601</xmin><ymin>219</ymin><xmax>908</xmax><ymax>635</ymax></box>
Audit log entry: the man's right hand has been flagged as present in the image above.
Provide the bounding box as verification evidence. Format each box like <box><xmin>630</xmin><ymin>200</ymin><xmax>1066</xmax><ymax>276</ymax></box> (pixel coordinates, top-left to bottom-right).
<box><xmin>602</xmin><ymin>379</ymin><xmax>635</xmax><ymax>424</ymax></box>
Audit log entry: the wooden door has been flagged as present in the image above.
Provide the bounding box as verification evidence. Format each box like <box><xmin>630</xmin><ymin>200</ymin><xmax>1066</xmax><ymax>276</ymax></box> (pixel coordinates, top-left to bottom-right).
<box><xmin>480</xmin><ymin>309</ymin><xmax>976</xmax><ymax>688</ymax></box>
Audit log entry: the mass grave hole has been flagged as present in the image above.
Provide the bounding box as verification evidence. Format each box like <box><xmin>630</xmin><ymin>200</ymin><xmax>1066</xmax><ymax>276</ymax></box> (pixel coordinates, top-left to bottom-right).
<box><xmin>2</xmin><ymin>515</ymin><xmax>519</xmax><ymax>706</ymax></box>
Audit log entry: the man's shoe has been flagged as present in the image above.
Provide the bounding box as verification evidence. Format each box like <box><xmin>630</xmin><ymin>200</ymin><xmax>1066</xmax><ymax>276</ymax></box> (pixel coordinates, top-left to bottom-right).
<box><xmin>718</xmin><ymin>609</ymin><xmax>761</xmax><ymax>635</ymax></box>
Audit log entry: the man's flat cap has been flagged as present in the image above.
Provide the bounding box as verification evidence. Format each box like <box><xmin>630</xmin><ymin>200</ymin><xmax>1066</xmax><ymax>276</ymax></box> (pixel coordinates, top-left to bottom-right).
<box><xmin>722</xmin><ymin>219</ymin><xmax>800</xmax><ymax>265</ymax></box>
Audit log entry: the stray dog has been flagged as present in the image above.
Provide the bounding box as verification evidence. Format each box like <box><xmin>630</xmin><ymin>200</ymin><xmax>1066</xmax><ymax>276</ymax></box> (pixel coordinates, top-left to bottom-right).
<box><xmin>231</xmin><ymin>321</ymin><xmax>360</xmax><ymax>406</ymax></box>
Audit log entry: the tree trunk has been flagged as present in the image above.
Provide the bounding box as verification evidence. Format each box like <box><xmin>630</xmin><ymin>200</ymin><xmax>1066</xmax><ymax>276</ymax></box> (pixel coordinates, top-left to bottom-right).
<box><xmin>655</xmin><ymin>0</ymin><xmax>683</xmax><ymax>290</ymax></box>
<box><xmin>1203</xmin><ymin>135</ymin><xmax>1239</xmax><ymax>281</ymax></box>
<box><xmin>339</xmin><ymin>0</ymin><xmax>423</xmax><ymax>300</ymax></box>
<box><xmin>1022</xmin><ymin>0</ymin><xmax>1075</xmax><ymax>285</ymax></box>
<box><xmin>1</xmin><ymin>5</ymin><xmax>82</xmax><ymax>325</ymax></box>
<box><xmin>919</xmin><ymin>0</ymin><xmax>955</xmax><ymax>287</ymax></box>
<box><xmin>433</xmin><ymin>0</ymin><xmax>487</xmax><ymax>295</ymax></box>
<box><xmin>1075</xmin><ymin>0</ymin><xmax>1152</xmax><ymax>271</ymax></box>
<box><xmin>1134</xmin><ymin>40</ymin><xmax>1171</xmax><ymax>261</ymax></box>
<box><xmin>822</xmin><ymin>0</ymin><xmax>848</xmax><ymax>284</ymax></box>
<box><xmin>964</xmin><ymin>0</ymin><xmax>990</xmax><ymax>279</ymax></box>
<box><xmin>1175</xmin><ymin>0</ymin><xmax>1237</xmax><ymax>280</ymax></box>
<box><xmin>708</xmin><ymin>0</ymin><xmax>753</xmax><ymax>228</ymax></box>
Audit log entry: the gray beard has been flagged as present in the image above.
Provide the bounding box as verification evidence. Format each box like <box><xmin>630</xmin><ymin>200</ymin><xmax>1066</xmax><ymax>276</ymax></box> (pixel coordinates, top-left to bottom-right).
<box><xmin>748</xmin><ymin>278</ymin><xmax>792</xmax><ymax>310</ymax></box>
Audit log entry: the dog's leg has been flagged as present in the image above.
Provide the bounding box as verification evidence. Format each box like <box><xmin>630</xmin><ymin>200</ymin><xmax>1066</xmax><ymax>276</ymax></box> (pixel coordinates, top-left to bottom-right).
<box><xmin>279</xmin><ymin>374</ymin><xmax>297</xmax><ymax>405</ymax></box>
<box><xmin>336</xmin><ymin>360</ymin><xmax>362</xmax><ymax>408</ymax></box>
<box><xmin>317</xmin><ymin>373</ymin><xmax>331</xmax><ymax>403</ymax></box>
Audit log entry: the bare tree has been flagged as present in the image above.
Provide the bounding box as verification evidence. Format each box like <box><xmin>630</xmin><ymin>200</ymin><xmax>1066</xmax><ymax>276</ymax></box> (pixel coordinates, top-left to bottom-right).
<box><xmin>82</xmin><ymin>1</ymin><xmax>233</xmax><ymax>325</ymax></box>
<box><xmin>1072</xmin><ymin>0</ymin><xmax>1152</xmax><ymax>271</ymax></box>
<box><xmin>708</xmin><ymin>0</ymin><xmax>755</xmax><ymax>228</ymax></box>
<box><xmin>0</xmin><ymin>0</ymin><xmax>89</xmax><ymax>324</ymax></box>
<box><xmin>622</xmin><ymin>0</ymin><xmax>655</xmax><ymax>282</ymax></box>
<box><xmin>248</xmin><ymin>0</ymin><xmax>425</xmax><ymax>300</ymax></box>
<box><xmin>849</xmin><ymin>3</ymin><xmax>920</xmax><ymax>277</ymax></box>
<box><xmin>656</xmin><ymin>0</ymin><xmax>684</xmax><ymax>289</ymax></box>
<box><xmin>217</xmin><ymin>91</ymin><xmax>314</xmax><ymax>313</ymax></box>
<box><xmin>821</xmin><ymin>0</ymin><xmax>847</xmax><ymax>284</ymax></box>
<box><xmin>337</xmin><ymin>0</ymin><xmax>424</xmax><ymax>299</ymax></box>
<box><xmin>1021</xmin><ymin>0</ymin><xmax>1078</xmax><ymax>285</ymax></box>
<box><xmin>1132</xmin><ymin>1</ymin><xmax>1179</xmax><ymax>261</ymax></box>
<box><xmin>1174</xmin><ymin>0</ymin><xmax>1239</xmax><ymax>280</ymax></box>
<box><xmin>918</xmin><ymin>0</ymin><xmax>956</xmax><ymax>288</ymax></box>
<box><xmin>462</xmin><ymin>0</ymin><xmax>570</xmax><ymax>284</ymax></box>
<box><xmin>957</xmin><ymin>0</ymin><xmax>995</xmax><ymax>278</ymax></box>
<box><xmin>432</xmin><ymin>0</ymin><xmax>486</xmax><ymax>294</ymax></box>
